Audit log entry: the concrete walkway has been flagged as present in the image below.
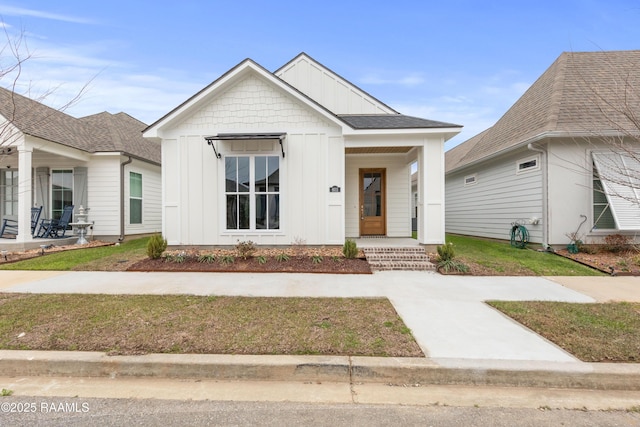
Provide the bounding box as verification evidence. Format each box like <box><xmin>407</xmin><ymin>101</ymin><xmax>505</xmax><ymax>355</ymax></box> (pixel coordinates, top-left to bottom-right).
<box><xmin>1</xmin><ymin>270</ymin><xmax>639</xmax><ymax>393</ymax></box>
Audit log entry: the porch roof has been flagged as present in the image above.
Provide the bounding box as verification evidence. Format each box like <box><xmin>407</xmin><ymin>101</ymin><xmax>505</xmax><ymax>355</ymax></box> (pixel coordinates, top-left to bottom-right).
<box><xmin>339</xmin><ymin>114</ymin><xmax>461</xmax><ymax>130</ymax></box>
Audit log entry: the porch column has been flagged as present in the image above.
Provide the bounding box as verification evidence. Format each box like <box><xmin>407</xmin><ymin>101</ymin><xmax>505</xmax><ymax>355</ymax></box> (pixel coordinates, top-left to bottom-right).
<box><xmin>17</xmin><ymin>146</ymin><xmax>33</xmax><ymax>242</ymax></box>
<box><xmin>417</xmin><ymin>141</ymin><xmax>445</xmax><ymax>245</ymax></box>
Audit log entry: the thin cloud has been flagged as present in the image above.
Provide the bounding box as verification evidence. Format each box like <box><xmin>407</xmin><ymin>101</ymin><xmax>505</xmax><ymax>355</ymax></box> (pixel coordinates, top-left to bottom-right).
<box><xmin>360</xmin><ymin>73</ymin><xmax>425</xmax><ymax>86</ymax></box>
<box><xmin>0</xmin><ymin>5</ymin><xmax>95</xmax><ymax>24</ymax></box>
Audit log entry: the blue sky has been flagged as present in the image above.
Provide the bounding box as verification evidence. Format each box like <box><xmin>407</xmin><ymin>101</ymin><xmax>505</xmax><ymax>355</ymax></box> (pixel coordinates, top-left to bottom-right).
<box><xmin>0</xmin><ymin>1</ymin><xmax>639</xmax><ymax>149</ymax></box>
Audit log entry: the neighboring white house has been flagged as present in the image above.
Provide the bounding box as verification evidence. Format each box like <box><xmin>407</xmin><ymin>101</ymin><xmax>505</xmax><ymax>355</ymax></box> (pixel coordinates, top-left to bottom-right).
<box><xmin>0</xmin><ymin>88</ymin><xmax>162</xmax><ymax>248</ymax></box>
<box><xmin>445</xmin><ymin>50</ymin><xmax>640</xmax><ymax>247</ymax></box>
<box><xmin>144</xmin><ymin>53</ymin><xmax>461</xmax><ymax>248</ymax></box>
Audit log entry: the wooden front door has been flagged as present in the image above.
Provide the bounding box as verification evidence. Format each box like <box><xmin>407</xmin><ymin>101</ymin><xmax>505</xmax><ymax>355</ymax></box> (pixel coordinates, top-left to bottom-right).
<box><xmin>359</xmin><ymin>168</ymin><xmax>386</xmax><ymax>236</ymax></box>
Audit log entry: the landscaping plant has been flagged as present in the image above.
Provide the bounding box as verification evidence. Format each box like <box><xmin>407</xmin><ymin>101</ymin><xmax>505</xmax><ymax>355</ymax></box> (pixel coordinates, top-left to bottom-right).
<box><xmin>343</xmin><ymin>239</ymin><xmax>358</xmax><ymax>259</ymax></box>
<box><xmin>146</xmin><ymin>234</ymin><xmax>167</xmax><ymax>259</ymax></box>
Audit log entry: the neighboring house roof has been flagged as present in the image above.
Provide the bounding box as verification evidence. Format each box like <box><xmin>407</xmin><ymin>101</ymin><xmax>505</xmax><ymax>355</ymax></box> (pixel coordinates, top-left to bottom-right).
<box><xmin>446</xmin><ymin>50</ymin><xmax>640</xmax><ymax>173</ymax></box>
<box><xmin>0</xmin><ymin>87</ymin><xmax>160</xmax><ymax>164</ymax></box>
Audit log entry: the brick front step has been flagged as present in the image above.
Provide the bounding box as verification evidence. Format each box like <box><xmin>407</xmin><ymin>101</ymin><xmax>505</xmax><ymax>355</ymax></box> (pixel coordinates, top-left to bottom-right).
<box><xmin>362</xmin><ymin>247</ymin><xmax>435</xmax><ymax>272</ymax></box>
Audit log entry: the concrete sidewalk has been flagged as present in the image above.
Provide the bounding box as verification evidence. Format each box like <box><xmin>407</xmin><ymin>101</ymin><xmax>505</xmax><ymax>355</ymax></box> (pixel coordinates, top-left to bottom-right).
<box><xmin>0</xmin><ymin>270</ymin><xmax>639</xmax><ymax>391</ymax></box>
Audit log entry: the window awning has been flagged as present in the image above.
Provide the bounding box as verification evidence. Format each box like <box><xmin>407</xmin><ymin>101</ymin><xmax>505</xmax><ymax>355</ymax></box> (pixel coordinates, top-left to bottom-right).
<box><xmin>592</xmin><ymin>151</ymin><xmax>640</xmax><ymax>230</ymax></box>
<box><xmin>204</xmin><ymin>133</ymin><xmax>286</xmax><ymax>158</ymax></box>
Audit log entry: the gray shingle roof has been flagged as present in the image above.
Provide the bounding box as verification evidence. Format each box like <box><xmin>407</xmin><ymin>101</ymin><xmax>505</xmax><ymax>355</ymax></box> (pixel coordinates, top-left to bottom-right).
<box><xmin>446</xmin><ymin>50</ymin><xmax>640</xmax><ymax>172</ymax></box>
<box><xmin>0</xmin><ymin>87</ymin><xmax>160</xmax><ymax>164</ymax></box>
<box><xmin>339</xmin><ymin>114</ymin><xmax>461</xmax><ymax>130</ymax></box>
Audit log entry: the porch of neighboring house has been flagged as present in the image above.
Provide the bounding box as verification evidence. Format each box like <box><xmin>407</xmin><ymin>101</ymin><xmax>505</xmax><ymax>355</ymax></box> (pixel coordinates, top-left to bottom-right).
<box><xmin>0</xmin><ymin>236</ymin><xmax>77</xmax><ymax>252</ymax></box>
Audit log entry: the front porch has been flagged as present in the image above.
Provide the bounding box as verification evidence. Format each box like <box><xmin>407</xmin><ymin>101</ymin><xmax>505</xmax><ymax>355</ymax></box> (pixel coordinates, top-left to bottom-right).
<box><xmin>0</xmin><ymin>236</ymin><xmax>78</xmax><ymax>252</ymax></box>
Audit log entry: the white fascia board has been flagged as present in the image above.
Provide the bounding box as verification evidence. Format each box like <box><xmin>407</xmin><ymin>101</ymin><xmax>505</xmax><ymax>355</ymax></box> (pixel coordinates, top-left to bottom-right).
<box><xmin>27</xmin><ymin>136</ymin><xmax>91</xmax><ymax>162</ymax></box>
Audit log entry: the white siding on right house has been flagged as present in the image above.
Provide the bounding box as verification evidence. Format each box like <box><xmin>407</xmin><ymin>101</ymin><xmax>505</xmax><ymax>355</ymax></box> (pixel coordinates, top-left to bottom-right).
<box><xmin>445</xmin><ymin>150</ymin><xmax>544</xmax><ymax>243</ymax></box>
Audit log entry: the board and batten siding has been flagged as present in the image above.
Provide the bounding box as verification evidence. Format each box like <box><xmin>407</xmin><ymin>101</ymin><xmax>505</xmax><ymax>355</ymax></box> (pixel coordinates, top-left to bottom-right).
<box><xmin>345</xmin><ymin>155</ymin><xmax>411</xmax><ymax>238</ymax></box>
<box><xmin>275</xmin><ymin>55</ymin><xmax>394</xmax><ymax>115</ymax></box>
<box><xmin>159</xmin><ymin>73</ymin><xmax>344</xmax><ymax>246</ymax></box>
<box><xmin>445</xmin><ymin>150</ymin><xmax>544</xmax><ymax>243</ymax></box>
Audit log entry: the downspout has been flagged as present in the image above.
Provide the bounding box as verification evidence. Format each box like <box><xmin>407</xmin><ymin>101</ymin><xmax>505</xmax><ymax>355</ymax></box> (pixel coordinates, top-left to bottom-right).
<box><xmin>119</xmin><ymin>156</ymin><xmax>133</xmax><ymax>242</ymax></box>
<box><xmin>527</xmin><ymin>143</ymin><xmax>549</xmax><ymax>249</ymax></box>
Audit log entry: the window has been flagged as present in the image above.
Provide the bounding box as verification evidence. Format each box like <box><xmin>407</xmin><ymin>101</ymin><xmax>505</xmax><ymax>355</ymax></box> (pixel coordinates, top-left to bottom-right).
<box><xmin>51</xmin><ymin>170</ymin><xmax>73</xmax><ymax>220</ymax></box>
<box><xmin>225</xmin><ymin>155</ymin><xmax>279</xmax><ymax>230</ymax></box>
<box><xmin>0</xmin><ymin>170</ymin><xmax>18</xmax><ymax>217</ymax></box>
<box><xmin>464</xmin><ymin>174</ymin><xmax>477</xmax><ymax>186</ymax></box>
<box><xmin>130</xmin><ymin>172</ymin><xmax>142</xmax><ymax>224</ymax></box>
<box><xmin>516</xmin><ymin>156</ymin><xmax>539</xmax><ymax>174</ymax></box>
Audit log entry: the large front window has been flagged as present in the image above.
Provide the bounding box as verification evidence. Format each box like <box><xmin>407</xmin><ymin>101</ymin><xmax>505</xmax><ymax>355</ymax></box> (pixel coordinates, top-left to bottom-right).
<box><xmin>225</xmin><ymin>155</ymin><xmax>279</xmax><ymax>230</ymax></box>
<box><xmin>52</xmin><ymin>169</ymin><xmax>73</xmax><ymax>220</ymax></box>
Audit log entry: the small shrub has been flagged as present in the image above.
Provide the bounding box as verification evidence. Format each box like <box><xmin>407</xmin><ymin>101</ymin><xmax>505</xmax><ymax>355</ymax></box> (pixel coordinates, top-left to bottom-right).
<box><xmin>577</xmin><ymin>241</ymin><xmax>600</xmax><ymax>254</ymax></box>
<box><xmin>235</xmin><ymin>240</ymin><xmax>256</xmax><ymax>260</ymax></box>
<box><xmin>311</xmin><ymin>255</ymin><xmax>323</xmax><ymax>264</ymax></box>
<box><xmin>276</xmin><ymin>253</ymin><xmax>290</xmax><ymax>262</ymax></box>
<box><xmin>603</xmin><ymin>234</ymin><xmax>632</xmax><ymax>253</ymax></box>
<box><xmin>219</xmin><ymin>255</ymin><xmax>235</xmax><ymax>265</ymax></box>
<box><xmin>1</xmin><ymin>388</ymin><xmax>13</xmax><ymax>396</ymax></box>
<box><xmin>163</xmin><ymin>254</ymin><xmax>174</xmax><ymax>263</ymax></box>
<box><xmin>256</xmin><ymin>255</ymin><xmax>267</xmax><ymax>265</ymax></box>
<box><xmin>331</xmin><ymin>255</ymin><xmax>342</xmax><ymax>263</ymax></box>
<box><xmin>173</xmin><ymin>253</ymin><xmax>186</xmax><ymax>263</ymax></box>
<box><xmin>198</xmin><ymin>254</ymin><xmax>216</xmax><ymax>263</ymax></box>
<box><xmin>436</xmin><ymin>242</ymin><xmax>456</xmax><ymax>262</ymax></box>
<box><xmin>146</xmin><ymin>234</ymin><xmax>167</xmax><ymax>259</ymax></box>
<box><xmin>435</xmin><ymin>242</ymin><xmax>469</xmax><ymax>273</ymax></box>
<box><xmin>343</xmin><ymin>239</ymin><xmax>358</xmax><ymax>259</ymax></box>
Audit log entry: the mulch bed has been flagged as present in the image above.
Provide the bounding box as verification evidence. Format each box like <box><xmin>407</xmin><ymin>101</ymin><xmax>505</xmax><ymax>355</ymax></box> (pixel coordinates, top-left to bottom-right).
<box><xmin>128</xmin><ymin>256</ymin><xmax>372</xmax><ymax>274</ymax></box>
<box><xmin>555</xmin><ymin>248</ymin><xmax>640</xmax><ymax>276</ymax></box>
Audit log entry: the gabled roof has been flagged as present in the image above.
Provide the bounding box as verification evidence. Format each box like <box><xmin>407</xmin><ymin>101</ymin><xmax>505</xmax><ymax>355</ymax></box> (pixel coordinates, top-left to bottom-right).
<box><xmin>0</xmin><ymin>87</ymin><xmax>159</xmax><ymax>164</ymax></box>
<box><xmin>446</xmin><ymin>50</ymin><xmax>640</xmax><ymax>173</ymax></box>
<box><xmin>145</xmin><ymin>53</ymin><xmax>462</xmax><ymax>138</ymax></box>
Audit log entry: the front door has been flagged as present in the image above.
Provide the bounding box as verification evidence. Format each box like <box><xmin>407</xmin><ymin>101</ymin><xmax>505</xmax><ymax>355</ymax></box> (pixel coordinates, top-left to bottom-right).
<box><xmin>359</xmin><ymin>168</ymin><xmax>386</xmax><ymax>236</ymax></box>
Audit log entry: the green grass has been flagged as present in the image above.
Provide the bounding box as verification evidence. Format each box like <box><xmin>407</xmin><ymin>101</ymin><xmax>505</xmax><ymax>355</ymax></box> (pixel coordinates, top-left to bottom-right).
<box><xmin>489</xmin><ymin>301</ymin><xmax>640</xmax><ymax>362</ymax></box>
<box><xmin>446</xmin><ymin>234</ymin><xmax>604</xmax><ymax>276</ymax></box>
<box><xmin>0</xmin><ymin>237</ymin><xmax>149</xmax><ymax>271</ymax></box>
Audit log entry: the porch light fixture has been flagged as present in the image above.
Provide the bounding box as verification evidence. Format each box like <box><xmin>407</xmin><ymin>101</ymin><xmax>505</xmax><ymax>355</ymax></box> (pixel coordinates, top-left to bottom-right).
<box><xmin>204</xmin><ymin>133</ymin><xmax>287</xmax><ymax>159</ymax></box>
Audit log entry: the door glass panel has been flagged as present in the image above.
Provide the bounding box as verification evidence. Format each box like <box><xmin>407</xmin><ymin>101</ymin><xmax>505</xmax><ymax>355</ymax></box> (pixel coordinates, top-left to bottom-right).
<box><xmin>52</xmin><ymin>170</ymin><xmax>73</xmax><ymax>220</ymax></box>
<box><xmin>363</xmin><ymin>172</ymin><xmax>382</xmax><ymax>217</ymax></box>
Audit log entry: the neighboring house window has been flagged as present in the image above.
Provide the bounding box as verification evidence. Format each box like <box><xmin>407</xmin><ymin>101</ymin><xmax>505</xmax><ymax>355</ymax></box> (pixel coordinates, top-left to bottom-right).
<box><xmin>225</xmin><ymin>155</ymin><xmax>280</xmax><ymax>230</ymax></box>
<box><xmin>51</xmin><ymin>169</ymin><xmax>73</xmax><ymax>220</ymax></box>
<box><xmin>464</xmin><ymin>174</ymin><xmax>477</xmax><ymax>186</ymax></box>
<box><xmin>130</xmin><ymin>172</ymin><xmax>143</xmax><ymax>224</ymax></box>
<box><xmin>0</xmin><ymin>170</ymin><xmax>18</xmax><ymax>217</ymax></box>
<box><xmin>516</xmin><ymin>156</ymin><xmax>539</xmax><ymax>174</ymax></box>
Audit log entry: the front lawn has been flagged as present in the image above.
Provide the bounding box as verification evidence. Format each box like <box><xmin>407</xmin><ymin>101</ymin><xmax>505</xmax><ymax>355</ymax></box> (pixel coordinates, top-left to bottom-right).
<box><xmin>0</xmin><ymin>293</ymin><xmax>422</xmax><ymax>357</ymax></box>
<box><xmin>446</xmin><ymin>234</ymin><xmax>604</xmax><ymax>276</ymax></box>
<box><xmin>489</xmin><ymin>301</ymin><xmax>640</xmax><ymax>362</ymax></box>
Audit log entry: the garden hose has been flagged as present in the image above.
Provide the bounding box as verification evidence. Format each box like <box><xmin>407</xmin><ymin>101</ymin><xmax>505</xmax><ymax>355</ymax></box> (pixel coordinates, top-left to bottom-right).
<box><xmin>510</xmin><ymin>224</ymin><xmax>529</xmax><ymax>249</ymax></box>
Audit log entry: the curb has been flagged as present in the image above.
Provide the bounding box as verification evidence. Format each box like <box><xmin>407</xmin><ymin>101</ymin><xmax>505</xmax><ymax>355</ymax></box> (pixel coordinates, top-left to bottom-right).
<box><xmin>1</xmin><ymin>351</ymin><xmax>639</xmax><ymax>391</ymax></box>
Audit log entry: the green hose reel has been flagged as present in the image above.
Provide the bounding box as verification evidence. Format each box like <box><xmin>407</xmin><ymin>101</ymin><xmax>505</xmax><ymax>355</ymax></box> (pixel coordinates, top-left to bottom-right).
<box><xmin>510</xmin><ymin>224</ymin><xmax>529</xmax><ymax>249</ymax></box>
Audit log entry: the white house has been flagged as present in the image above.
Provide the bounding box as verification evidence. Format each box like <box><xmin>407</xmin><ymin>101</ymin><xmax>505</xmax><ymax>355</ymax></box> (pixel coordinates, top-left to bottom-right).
<box><xmin>0</xmin><ymin>88</ymin><xmax>162</xmax><ymax>249</ymax></box>
<box><xmin>144</xmin><ymin>53</ymin><xmax>461</xmax><ymax>248</ymax></box>
<box><xmin>445</xmin><ymin>50</ymin><xmax>640</xmax><ymax>247</ymax></box>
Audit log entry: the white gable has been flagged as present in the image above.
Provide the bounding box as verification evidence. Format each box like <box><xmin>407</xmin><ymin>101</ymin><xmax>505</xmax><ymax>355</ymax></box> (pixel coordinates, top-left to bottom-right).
<box><xmin>592</xmin><ymin>151</ymin><xmax>640</xmax><ymax>230</ymax></box>
<box><xmin>174</xmin><ymin>75</ymin><xmax>335</xmax><ymax>132</ymax></box>
<box><xmin>275</xmin><ymin>54</ymin><xmax>396</xmax><ymax>115</ymax></box>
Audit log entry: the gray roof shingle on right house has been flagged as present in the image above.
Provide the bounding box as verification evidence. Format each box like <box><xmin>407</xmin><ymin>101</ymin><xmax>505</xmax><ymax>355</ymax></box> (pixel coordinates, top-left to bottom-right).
<box><xmin>339</xmin><ymin>114</ymin><xmax>461</xmax><ymax>129</ymax></box>
<box><xmin>0</xmin><ymin>87</ymin><xmax>160</xmax><ymax>164</ymax></box>
<box><xmin>446</xmin><ymin>50</ymin><xmax>640</xmax><ymax>173</ymax></box>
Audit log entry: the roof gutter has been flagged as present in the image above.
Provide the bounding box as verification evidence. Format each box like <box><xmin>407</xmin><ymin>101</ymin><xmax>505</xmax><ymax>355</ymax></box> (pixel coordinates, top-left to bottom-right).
<box><xmin>119</xmin><ymin>155</ymin><xmax>133</xmax><ymax>242</ymax></box>
<box><xmin>527</xmin><ymin>143</ymin><xmax>549</xmax><ymax>249</ymax></box>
